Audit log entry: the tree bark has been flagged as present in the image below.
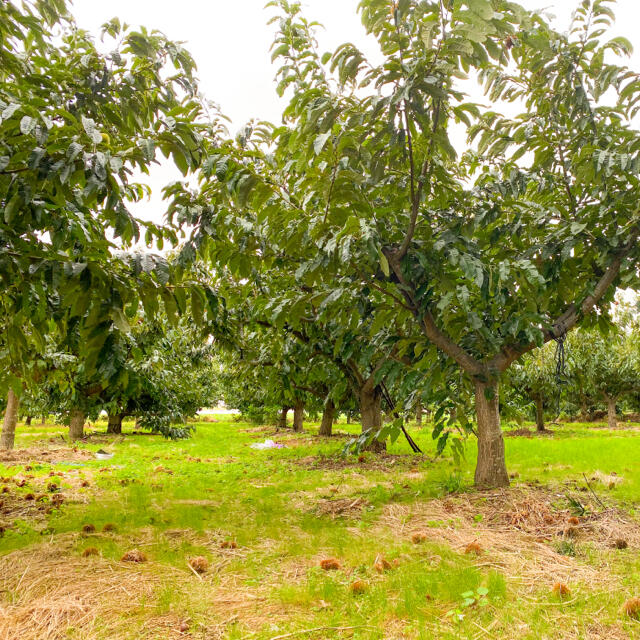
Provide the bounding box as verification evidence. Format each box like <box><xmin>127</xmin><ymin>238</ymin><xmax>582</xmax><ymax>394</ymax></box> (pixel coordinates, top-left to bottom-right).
<box><xmin>416</xmin><ymin>401</ymin><xmax>423</xmax><ymax>426</ymax></box>
<box><xmin>69</xmin><ymin>409</ymin><xmax>86</xmax><ymax>440</ymax></box>
<box><xmin>580</xmin><ymin>399</ymin><xmax>589</xmax><ymax>421</ymax></box>
<box><xmin>319</xmin><ymin>398</ymin><xmax>334</xmax><ymax>437</ymax></box>
<box><xmin>41</xmin><ymin>415</ymin><xmax>46</xmax><ymax>425</ymax></box>
<box><xmin>1</xmin><ymin>389</ymin><xmax>20</xmax><ymax>451</ymax></box>
<box><xmin>25</xmin><ymin>415</ymin><xmax>32</xmax><ymax>426</ymax></box>
<box><xmin>277</xmin><ymin>407</ymin><xmax>288</xmax><ymax>430</ymax></box>
<box><xmin>359</xmin><ymin>386</ymin><xmax>385</xmax><ymax>452</ymax></box>
<box><xmin>293</xmin><ymin>401</ymin><xmax>304</xmax><ymax>433</ymax></box>
<box><xmin>607</xmin><ymin>396</ymin><xmax>617</xmax><ymax>429</ymax></box>
<box><xmin>535</xmin><ymin>396</ymin><xmax>545</xmax><ymax>432</ymax></box>
<box><xmin>346</xmin><ymin>411</ymin><xmax>351</xmax><ymax>424</ymax></box>
<box><xmin>107</xmin><ymin>413</ymin><xmax>124</xmax><ymax>434</ymax></box>
<box><xmin>473</xmin><ymin>381</ymin><xmax>509</xmax><ymax>488</ymax></box>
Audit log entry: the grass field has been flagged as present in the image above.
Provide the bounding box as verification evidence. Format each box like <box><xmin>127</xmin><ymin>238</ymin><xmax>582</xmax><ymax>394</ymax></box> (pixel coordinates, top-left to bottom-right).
<box><xmin>1</xmin><ymin>416</ymin><xmax>640</xmax><ymax>639</ymax></box>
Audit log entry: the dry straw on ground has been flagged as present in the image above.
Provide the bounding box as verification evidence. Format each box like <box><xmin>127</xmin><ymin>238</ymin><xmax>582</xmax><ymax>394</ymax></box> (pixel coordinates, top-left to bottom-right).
<box><xmin>0</xmin><ymin>447</ymin><xmax>92</xmax><ymax>465</ymax></box>
<box><xmin>375</xmin><ymin>486</ymin><xmax>640</xmax><ymax>591</ymax></box>
<box><xmin>0</xmin><ymin>536</ymin><xmax>291</xmax><ymax>640</ymax></box>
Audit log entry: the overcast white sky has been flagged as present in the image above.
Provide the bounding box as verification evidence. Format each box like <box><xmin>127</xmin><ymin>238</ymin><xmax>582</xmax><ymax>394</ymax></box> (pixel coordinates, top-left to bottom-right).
<box><xmin>69</xmin><ymin>0</ymin><xmax>640</xmax><ymax>227</ymax></box>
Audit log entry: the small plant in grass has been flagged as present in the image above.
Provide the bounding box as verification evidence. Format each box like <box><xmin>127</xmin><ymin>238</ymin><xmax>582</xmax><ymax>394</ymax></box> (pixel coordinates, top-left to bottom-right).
<box><xmin>565</xmin><ymin>495</ymin><xmax>588</xmax><ymax>517</ymax></box>
<box><xmin>441</xmin><ymin>472</ymin><xmax>464</xmax><ymax>495</ymax></box>
<box><xmin>446</xmin><ymin>587</ymin><xmax>489</xmax><ymax>622</ymax></box>
<box><xmin>555</xmin><ymin>540</ymin><xmax>576</xmax><ymax>557</ymax></box>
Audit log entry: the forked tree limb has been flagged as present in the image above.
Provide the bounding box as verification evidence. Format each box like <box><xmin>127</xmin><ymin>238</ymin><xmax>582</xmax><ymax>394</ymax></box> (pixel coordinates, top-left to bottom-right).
<box><xmin>385</xmin><ymin>250</ymin><xmax>485</xmax><ymax>376</ymax></box>
<box><xmin>490</xmin><ymin>235</ymin><xmax>637</xmax><ymax>371</ymax></box>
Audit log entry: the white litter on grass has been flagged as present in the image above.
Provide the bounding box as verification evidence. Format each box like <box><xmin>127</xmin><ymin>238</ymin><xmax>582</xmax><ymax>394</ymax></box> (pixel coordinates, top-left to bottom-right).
<box><xmin>94</xmin><ymin>449</ymin><xmax>114</xmax><ymax>460</ymax></box>
<box><xmin>249</xmin><ymin>439</ymin><xmax>285</xmax><ymax>450</ymax></box>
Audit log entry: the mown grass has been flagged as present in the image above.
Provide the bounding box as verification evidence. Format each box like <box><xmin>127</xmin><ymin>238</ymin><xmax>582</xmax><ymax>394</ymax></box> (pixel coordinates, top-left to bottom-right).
<box><xmin>1</xmin><ymin>415</ymin><xmax>640</xmax><ymax>639</ymax></box>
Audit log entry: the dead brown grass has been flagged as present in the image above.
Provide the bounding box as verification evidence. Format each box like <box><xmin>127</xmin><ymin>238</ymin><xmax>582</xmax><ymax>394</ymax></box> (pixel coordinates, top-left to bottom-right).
<box><xmin>314</xmin><ymin>496</ymin><xmax>370</xmax><ymax>519</ymax></box>
<box><xmin>294</xmin><ymin>452</ymin><xmax>417</xmax><ymax>472</ymax></box>
<box><xmin>375</xmin><ymin>486</ymin><xmax>640</xmax><ymax>590</ymax></box>
<box><xmin>0</xmin><ymin>447</ymin><xmax>92</xmax><ymax>465</ymax></box>
<box><xmin>0</xmin><ymin>537</ymin><xmax>295</xmax><ymax>640</ymax></box>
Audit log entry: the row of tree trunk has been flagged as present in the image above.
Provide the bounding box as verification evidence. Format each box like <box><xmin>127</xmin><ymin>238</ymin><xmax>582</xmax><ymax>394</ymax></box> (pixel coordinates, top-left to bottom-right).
<box><xmin>277</xmin><ymin>390</ymin><xmax>431</xmax><ymax>442</ymax></box>
<box><xmin>0</xmin><ymin>389</ymin><xmax>128</xmax><ymax>450</ymax></box>
<box><xmin>534</xmin><ymin>395</ymin><xmax>620</xmax><ymax>431</ymax></box>
<box><xmin>276</xmin><ymin>388</ymin><xmax>386</xmax><ymax>447</ymax></box>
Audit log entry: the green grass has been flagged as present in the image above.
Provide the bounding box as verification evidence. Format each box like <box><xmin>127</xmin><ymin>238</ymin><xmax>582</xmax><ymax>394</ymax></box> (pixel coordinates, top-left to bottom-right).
<box><xmin>1</xmin><ymin>416</ymin><xmax>640</xmax><ymax>639</ymax></box>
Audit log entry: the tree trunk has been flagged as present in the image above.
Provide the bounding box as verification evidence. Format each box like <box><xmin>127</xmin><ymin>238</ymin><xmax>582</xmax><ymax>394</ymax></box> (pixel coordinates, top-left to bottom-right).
<box><xmin>607</xmin><ymin>397</ymin><xmax>617</xmax><ymax>429</ymax></box>
<box><xmin>319</xmin><ymin>398</ymin><xmax>335</xmax><ymax>437</ymax></box>
<box><xmin>293</xmin><ymin>401</ymin><xmax>304</xmax><ymax>433</ymax></box>
<box><xmin>69</xmin><ymin>410</ymin><xmax>86</xmax><ymax>440</ymax></box>
<box><xmin>41</xmin><ymin>415</ymin><xmax>46</xmax><ymax>425</ymax></box>
<box><xmin>1</xmin><ymin>389</ymin><xmax>20</xmax><ymax>451</ymax></box>
<box><xmin>277</xmin><ymin>407</ymin><xmax>288</xmax><ymax>430</ymax></box>
<box><xmin>25</xmin><ymin>415</ymin><xmax>32</xmax><ymax>426</ymax></box>
<box><xmin>535</xmin><ymin>396</ymin><xmax>545</xmax><ymax>432</ymax></box>
<box><xmin>107</xmin><ymin>413</ymin><xmax>124</xmax><ymax>434</ymax></box>
<box><xmin>416</xmin><ymin>401</ymin><xmax>423</xmax><ymax>426</ymax></box>
<box><xmin>580</xmin><ymin>399</ymin><xmax>589</xmax><ymax>421</ymax></box>
<box><xmin>359</xmin><ymin>386</ymin><xmax>385</xmax><ymax>452</ymax></box>
<box><xmin>473</xmin><ymin>381</ymin><xmax>509</xmax><ymax>488</ymax></box>
<box><xmin>346</xmin><ymin>411</ymin><xmax>351</xmax><ymax>424</ymax></box>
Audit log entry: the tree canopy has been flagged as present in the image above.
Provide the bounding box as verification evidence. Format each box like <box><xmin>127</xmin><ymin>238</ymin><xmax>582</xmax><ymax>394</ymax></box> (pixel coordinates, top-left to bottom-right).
<box><xmin>164</xmin><ymin>0</ymin><xmax>640</xmax><ymax>486</ymax></box>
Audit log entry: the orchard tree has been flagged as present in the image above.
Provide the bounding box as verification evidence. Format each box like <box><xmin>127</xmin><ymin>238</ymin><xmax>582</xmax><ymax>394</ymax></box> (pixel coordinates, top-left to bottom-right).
<box><xmin>509</xmin><ymin>342</ymin><xmax>557</xmax><ymax>431</ymax></box>
<box><xmin>227</xmin><ymin>321</ymin><xmax>355</xmax><ymax>435</ymax></box>
<box><xmin>170</xmin><ymin>0</ymin><xmax>640</xmax><ymax>486</ymax></box>
<box><xmin>29</xmin><ymin>310</ymin><xmax>220</xmax><ymax>441</ymax></box>
<box><xmin>0</xmin><ymin>0</ymin><xmax>222</xmax><ymax>439</ymax></box>
<box><xmin>567</xmin><ymin>327</ymin><xmax>637</xmax><ymax>428</ymax></box>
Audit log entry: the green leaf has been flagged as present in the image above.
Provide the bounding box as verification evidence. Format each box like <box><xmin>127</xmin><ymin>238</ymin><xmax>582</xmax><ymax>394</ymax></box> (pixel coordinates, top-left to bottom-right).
<box><xmin>20</xmin><ymin>115</ymin><xmax>35</xmax><ymax>135</ymax></box>
<box><xmin>110</xmin><ymin>308</ymin><xmax>131</xmax><ymax>333</ymax></box>
<box><xmin>313</xmin><ymin>132</ymin><xmax>331</xmax><ymax>155</ymax></box>
<box><xmin>378</xmin><ymin>247</ymin><xmax>390</xmax><ymax>277</ymax></box>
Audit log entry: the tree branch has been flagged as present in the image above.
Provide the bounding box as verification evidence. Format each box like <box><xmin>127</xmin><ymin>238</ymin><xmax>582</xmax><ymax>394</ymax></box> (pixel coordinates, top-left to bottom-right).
<box><xmin>385</xmin><ymin>251</ymin><xmax>485</xmax><ymax>376</ymax></box>
<box><xmin>490</xmin><ymin>235</ymin><xmax>637</xmax><ymax>371</ymax></box>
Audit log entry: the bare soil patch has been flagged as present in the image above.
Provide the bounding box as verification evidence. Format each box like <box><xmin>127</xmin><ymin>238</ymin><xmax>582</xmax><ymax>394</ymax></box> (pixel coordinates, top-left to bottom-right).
<box><xmin>293</xmin><ymin>452</ymin><xmax>420</xmax><ymax>472</ymax></box>
<box><xmin>0</xmin><ymin>447</ymin><xmax>93</xmax><ymax>466</ymax></box>
<box><xmin>505</xmin><ymin>427</ymin><xmax>556</xmax><ymax>438</ymax></box>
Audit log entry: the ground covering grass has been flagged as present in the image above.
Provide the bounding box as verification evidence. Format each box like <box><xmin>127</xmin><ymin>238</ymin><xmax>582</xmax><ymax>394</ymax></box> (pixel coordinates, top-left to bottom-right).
<box><xmin>1</xmin><ymin>416</ymin><xmax>639</xmax><ymax>639</ymax></box>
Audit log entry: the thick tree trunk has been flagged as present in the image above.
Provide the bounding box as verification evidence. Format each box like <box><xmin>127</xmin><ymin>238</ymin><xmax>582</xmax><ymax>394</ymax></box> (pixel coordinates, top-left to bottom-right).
<box><xmin>319</xmin><ymin>398</ymin><xmax>334</xmax><ymax>437</ymax></box>
<box><xmin>473</xmin><ymin>381</ymin><xmax>509</xmax><ymax>488</ymax></box>
<box><xmin>25</xmin><ymin>415</ymin><xmax>32</xmax><ymax>426</ymax></box>
<box><xmin>1</xmin><ymin>389</ymin><xmax>20</xmax><ymax>451</ymax></box>
<box><xmin>416</xmin><ymin>401</ymin><xmax>423</xmax><ymax>426</ymax></box>
<box><xmin>69</xmin><ymin>410</ymin><xmax>86</xmax><ymax>440</ymax></box>
<box><xmin>277</xmin><ymin>407</ymin><xmax>288</xmax><ymax>430</ymax></box>
<box><xmin>293</xmin><ymin>401</ymin><xmax>304</xmax><ymax>433</ymax></box>
<box><xmin>535</xmin><ymin>397</ymin><xmax>545</xmax><ymax>432</ymax></box>
<box><xmin>360</xmin><ymin>386</ymin><xmax>385</xmax><ymax>452</ymax></box>
<box><xmin>107</xmin><ymin>413</ymin><xmax>124</xmax><ymax>434</ymax></box>
<box><xmin>607</xmin><ymin>397</ymin><xmax>617</xmax><ymax>429</ymax></box>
